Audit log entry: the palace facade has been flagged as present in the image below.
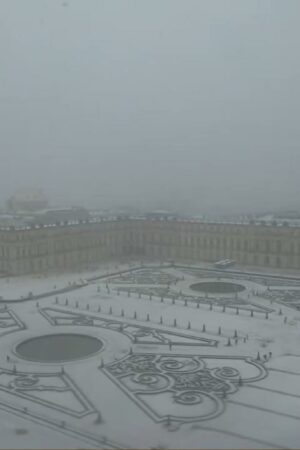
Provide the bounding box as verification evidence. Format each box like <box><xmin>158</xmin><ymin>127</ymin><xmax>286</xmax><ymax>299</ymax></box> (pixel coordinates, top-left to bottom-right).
<box><xmin>1</xmin><ymin>217</ymin><xmax>300</xmax><ymax>276</ymax></box>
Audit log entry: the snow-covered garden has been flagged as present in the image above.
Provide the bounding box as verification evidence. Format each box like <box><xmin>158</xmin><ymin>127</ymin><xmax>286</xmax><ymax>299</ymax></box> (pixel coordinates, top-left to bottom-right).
<box><xmin>1</xmin><ymin>263</ymin><xmax>300</xmax><ymax>448</ymax></box>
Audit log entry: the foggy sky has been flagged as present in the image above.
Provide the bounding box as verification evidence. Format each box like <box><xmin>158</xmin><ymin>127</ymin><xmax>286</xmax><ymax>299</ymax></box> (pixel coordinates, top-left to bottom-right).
<box><xmin>1</xmin><ymin>0</ymin><xmax>300</xmax><ymax>215</ymax></box>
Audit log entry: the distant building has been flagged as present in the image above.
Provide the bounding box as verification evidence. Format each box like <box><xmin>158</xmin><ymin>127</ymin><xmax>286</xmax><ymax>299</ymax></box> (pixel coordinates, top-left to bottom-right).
<box><xmin>6</xmin><ymin>189</ymin><xmax>48</xmax><ymax>213</ymax></box>
<box><xmin>0</xmin><ymin>213</ymin><xmax>300</xmax><ymax>276</ymax></box>
<box><xmin>1</xmin><ymin>191</ymin><xmax>300</xmax><ymax>276</ymax></box>
<box><xmin>145</xmin><ymin>210</ymin><xmax>179</xmax><ymax>219</ymax></box>
<box><xmin>28</xmin><ymin>207</ymin><xmax>90</xmax><ymax>225</ymax></box>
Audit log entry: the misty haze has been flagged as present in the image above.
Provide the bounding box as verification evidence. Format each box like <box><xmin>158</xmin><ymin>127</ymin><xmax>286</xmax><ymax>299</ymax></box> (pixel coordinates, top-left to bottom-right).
<box><xmin>1</xmin><ymin>0</ymin><xmax>300</xmax><ymax>215</ymax></box>
<box><xmin>0</xmin><ymin>0</ymin><xmax>300</xmax><ymax>449</ymax></box>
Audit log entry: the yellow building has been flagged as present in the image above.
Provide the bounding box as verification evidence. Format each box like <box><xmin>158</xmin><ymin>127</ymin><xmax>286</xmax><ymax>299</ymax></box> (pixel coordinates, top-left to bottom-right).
<box><xmin>0</xmin><ymin>217</ymin><xmax>300</xmax><ymax>275</ymax></box>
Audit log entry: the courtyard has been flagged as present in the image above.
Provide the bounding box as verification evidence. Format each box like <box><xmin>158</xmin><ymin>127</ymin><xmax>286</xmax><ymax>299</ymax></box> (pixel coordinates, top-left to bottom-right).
<box><xmin>0</xmin><ymin>262</ymin><xmax>300</xmax><ymax>448</ymax></box>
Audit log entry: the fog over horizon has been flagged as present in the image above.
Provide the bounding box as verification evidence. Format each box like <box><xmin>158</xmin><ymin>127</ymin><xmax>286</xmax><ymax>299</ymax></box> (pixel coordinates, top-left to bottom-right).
<box><xmin>1</xmin><ymin>0</ymin><xmax>300</xmax><ymax>216</ymax></box>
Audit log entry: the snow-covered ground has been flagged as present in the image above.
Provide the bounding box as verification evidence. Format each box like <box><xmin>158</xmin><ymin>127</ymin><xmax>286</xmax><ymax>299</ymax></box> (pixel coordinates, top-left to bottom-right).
<box><xmin>1</xmin><ymin>263</ymin><xmax>300</xmax><ymax>448</ymax></box>
<box><xmin>0</xmin><ymin>260</ymin><xmax>146</xmax><ymax>300</ymax></box>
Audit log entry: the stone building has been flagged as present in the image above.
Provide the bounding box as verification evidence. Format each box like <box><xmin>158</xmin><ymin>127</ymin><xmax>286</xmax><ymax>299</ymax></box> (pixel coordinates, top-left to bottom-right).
<box><xmin>0</xmin><ymin>217</ymin><xmax>300</xmax><ymax>276</ymax></box>
<box><xmin>6</xmin><ymin>189</ymin><xmax>49</xmax><ymax>213</ymax></box>
<box><xmin>142</xmin><ymin>219</ymin><xmax>300</xmax><ymax>269</ymax></box>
